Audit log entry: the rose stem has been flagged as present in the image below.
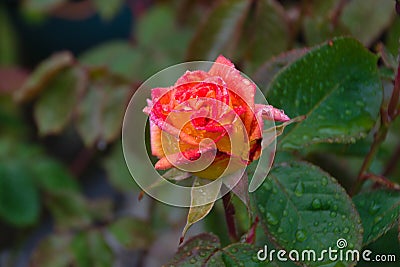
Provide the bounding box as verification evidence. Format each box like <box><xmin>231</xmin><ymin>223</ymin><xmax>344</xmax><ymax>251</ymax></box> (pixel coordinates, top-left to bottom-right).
<box><xmin>351</xmin><ymin>37</ymin><xmax>400</xmax><ymax>195</ymax></box>
<box><xmin>222</xmin><ymin>192</ymin><xmax>238</xmax><ymax>242</ymax></box>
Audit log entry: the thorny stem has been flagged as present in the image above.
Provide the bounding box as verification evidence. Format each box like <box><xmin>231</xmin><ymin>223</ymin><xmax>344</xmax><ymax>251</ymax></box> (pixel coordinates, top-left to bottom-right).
<box><xmin>362</xmin><ymin>173</ymin><xmax>400</xmax><ymax>191</ymax></box>
<box><xmin>388</xmin><ymin>63</ymin><xmax>400</xmax><ymax>121</ymax></box>
<box><xmin>351</xmin><ymin>39</ymin><xmax>400</xmax><ymax>196</ymax></box>
<box><xmin>351</xmin><ymin>125</ymin><xmax>388</xmax><ymax>196</ymax></box>
<box><xmin>222</xmin><ymin>192</ymin><xmax>238</xmax><ymax>242</ymax></box>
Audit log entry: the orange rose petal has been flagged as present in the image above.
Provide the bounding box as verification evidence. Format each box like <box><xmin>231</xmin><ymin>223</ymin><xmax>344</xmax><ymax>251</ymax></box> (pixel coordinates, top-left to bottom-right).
<box><xmin>151</xmin><ymin>87</ymin><xmax>172</xmax><ymax>102</ymax></box>
<box><xmin>256</xmin><ymin>104</ymin><xmax>290</xmax><ymax>122</ymax></box>
<box><xmin>175</xmin><ymin>70</ymin><xmax>210</xmax><ymax>86</ymax></box>
<box><xmin>149</xmin><ymin>121</ymin><xmax>165</xmax><ymax>158</ymax></box>
<box><xmin>155</xmin><ymin>157</ymin><xmax>173</xmax><ymax>170</ymax></box>
<box><xmin>208</xmin><ymin>55</ymin><xmax>256</xmax><ymax>132</ymax></box>
<box><xmin>209</xmin><ymin>55</ymin><xmax>255</xmax><ymax>110</ymax></box>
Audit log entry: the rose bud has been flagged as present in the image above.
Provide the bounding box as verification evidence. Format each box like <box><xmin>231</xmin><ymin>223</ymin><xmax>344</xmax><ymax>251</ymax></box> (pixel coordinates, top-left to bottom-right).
<box><xmin>143</xmin><ymin>55</ymin><xmax>289</xmax><ymax>180</ymax></box>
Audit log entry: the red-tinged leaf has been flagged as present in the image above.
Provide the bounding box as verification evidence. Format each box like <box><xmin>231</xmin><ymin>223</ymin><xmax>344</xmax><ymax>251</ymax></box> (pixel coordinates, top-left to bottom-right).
<box><xmin>340</xmin><ymin>0</ymin><xmax>395</xmax><ymax>46</ymax></box>
<box><xmin>14</xmin><ymin>52</ymin><xmax>74</xmax><ymax>102</ymax></box>
<box><xmin>75</xmin><ymin>82</ymin><xmax>130</xmax><ymax>147</ymax></box>
<box><xmin>34</xmin><ymin>68</ymin><xmax>86</xmax><ymax>135</ymax></box>
<box><xmin>186</xmin><ymin>0</ymin><xmax>250</xmax><ymax>60</ymax></box>
<box><xmin>168</xmin><ymin>233</ymin><xmax>221</xmax><ymax>266</ymax></box>
<box><xmin>107</xmin><ymin>217</ymin><xmax>154</xmax><ymax>250</ymax></box>
<box><xmin>31</xmin><ymin>234</ymin><xmax>74</xmax><ymax>267</ymax></box>
<box><xmin>244</xmin><ymin>0</ymin><xmax>291</xmax><ymax>73</ymax></box>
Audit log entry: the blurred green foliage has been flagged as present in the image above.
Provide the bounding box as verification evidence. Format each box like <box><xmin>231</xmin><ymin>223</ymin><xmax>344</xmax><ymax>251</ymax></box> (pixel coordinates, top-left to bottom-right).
<box><xmin>0</xmin><ymin>0</ymin><xmax>400</xmax><ymax>266</ymax></box>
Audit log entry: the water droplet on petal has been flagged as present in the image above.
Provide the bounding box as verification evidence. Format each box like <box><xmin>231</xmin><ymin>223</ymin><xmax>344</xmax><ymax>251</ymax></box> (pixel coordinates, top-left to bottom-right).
<box><xmin>330</xmin><ymin>211</ymin><xmax>337</xmax><ymax>218</ymax></box>
<box><xmin>321</xmin><ymin>177</ymin><xmax>328</xmax><ymax>186</ymax></box>
<box><xmin>343</xmin><ymin>227</ymin><xmax>350</xmax><ymax>234</ymax></box>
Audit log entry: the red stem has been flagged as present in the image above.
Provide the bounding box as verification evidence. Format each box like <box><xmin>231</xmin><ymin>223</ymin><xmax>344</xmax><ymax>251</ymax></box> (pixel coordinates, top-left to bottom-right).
<box><xmin>222</xmin><ymin>192</ymin><xmax>238</xmax><ymax>242</ymax></box>
<box><xmin>388</xmin><ymin>64</ymin><xmax>400</xmax><ymax>121</ymax></box>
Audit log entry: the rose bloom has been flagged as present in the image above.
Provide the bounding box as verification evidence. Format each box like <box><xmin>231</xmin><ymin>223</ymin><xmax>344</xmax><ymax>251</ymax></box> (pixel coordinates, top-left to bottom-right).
<box><xmin>143</xmin><ymin>56</ymin><xmax>289</xmax><ymax>180</ymax></box>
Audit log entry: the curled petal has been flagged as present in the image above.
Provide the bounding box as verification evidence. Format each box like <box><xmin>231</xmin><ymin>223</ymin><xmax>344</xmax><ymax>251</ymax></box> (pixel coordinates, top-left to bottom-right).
<box><xmin>209</xmin><ymin>55</ymin><xmax>256</xmax><ymax>131</ymax></box>
<box><xmin>175</xmin><ymin>70</ymin><xmax>210</xmax><ymax>87</ymax></box>
<box><xmin>149</xmin><ymin>120</ymin><xmax>164</xmax><ymax>158</ymax></box>
<box><xmin>256</xmin><ymin>104</ymin><xmax>290</xmax><ymax>122</ymax></box>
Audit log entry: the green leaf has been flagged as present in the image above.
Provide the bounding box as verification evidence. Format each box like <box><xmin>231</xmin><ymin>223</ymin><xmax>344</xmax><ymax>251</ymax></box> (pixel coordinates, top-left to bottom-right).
<box><xmin>254</xmin><ymin>48</ymin><xmax>309</xmax><ymax>91</ymax></box>
<box><xmin>0</xmin><ymin>6</ymin><xmax>18</xmax><ymax>65</ymax></box>
<box><xmin>385</xmin><ymin>17</ymin><xmax>400</xmax><ymax>56</ymax></box>
<box><xmin>76</xmin><ymin>81</ymin><xmax>130</xmax><ymax>147</ymax></box>
<box><xmin>0</xmin><ymin>163</ymin><xmax>40</xmax><ymax>226</ymax></box>
<box><xmin>303</xmin><ymin>17</ymin><xmax>349</xmax><ymax>46</ymax></box>
<box><xmin>353</xmin><ymin>189</ymin><xmax>400</xmax><ymax>246</ymax></box>
<box><xmin>102</xmin><ymin>85</ymin><xmax>130</xmax><ymax>141</ymax></box>
<box><xmin>92</xmin><ymin>0</ymin><xmax>124</xmax><ymax>20</ymax></box>
<box><xmin>15</xmin><ymin>51</ymin><xmax>74</xmax><ymax>102</ymax></box>
<box><xmin>186</xmin><ymin>0</ymin><xmax>250</xmax><ymax>60</ymax></box>
<box><xmin>75</xmin><ymin>84</ymin><xmax>103</xmax><ymax>146</ymax></box>
<box><xmin>340</xmin><ymin>0</ymin><xmax>395</xmax><ymax>46</ymax></box>
<box><xmin>71</xmin><ymin>230</ymin><xmax>113</xmax><ymax>267</ymax></box>
<box><xmin>107</xmin><ymin>217</ymin><xmax>154</xmax><ymax>250</ymax></box>
<box><xmin>253</xmin><ymin>161</ymin><xmax>363</xmax><ymax>266</ymax></box>
<box><xmin>181</xmin><ymin>178</ymin><xmax>221</xmax><ymax>240</ymax></box>
<box><xmin>80</xmin><ymin>41</ymin><xmax>141</xmax><ymax>82</ymax></box>
<box><xmin>266</xmin><ymin>37</ymin><xmax>382</xmax><ymax>150</ymax></box>
<box><xmin>207</xmin><ymin>243</ymin><xmax>265</xmax><ymax>266</ymax></box>
<box><xmin>301</xmin><ymin>0</ymin><xmax>349</xmax><ymax>46</ymax></box>
<box><xmin>244</xmin><ymin>0</ymin><xmax>290</xmax><ymax>73</ymax></box>
<box><xmin>79</xmin><ymin>231</ymin><xmax>113</xmax><ymax>266</ymax></box>
<box><xmin>135</xmin><ymin>5</ymin><xmax>192</xmax><ymax>78</ymax></box>
<box><xmin>32</xmin><ymin>159</ymin><xmax>79</xmax><ymax>193</ymax></box>
<box><xmin>0</xmin><ymin>96</ymin><xmax>27</xmax><ymax>139</ymax></box>
<box><xmin>167</xmin><ymin>233</ymin><xmax>221</xmax><ymax>266</ymax></box>
<box><xmin>31</xmin><ymin>234</ymin><xmax>74</xmax><ymax>267</ymax></box>
<box><xmin>46</xmin><ymin>191</ymin><xmax>92</xmax><ymax>231</ymax></box>
<box><xmin>103</xmin><ymin>141</ymin><xmax>137</xmax><ymax>192</ymax></box>
<box><xmin>137</xmin><ymin>5</ymin><xmax>175</xmax><ymax>48</ymax></box>
<box><xmin>34</xmin><ymin>68</ymin><xmax>84</xmax><ymax>135</ymax></box>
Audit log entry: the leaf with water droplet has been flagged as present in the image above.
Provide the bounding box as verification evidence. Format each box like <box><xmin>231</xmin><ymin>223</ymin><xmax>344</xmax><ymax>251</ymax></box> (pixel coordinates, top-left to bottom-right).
<box><xmin>166</xmin><ymin>233</ymin><xmax>221</xmax><ymax>266</ymax></box>
<box><xmin>253</xmin><ymin>161</ymin><xmax>363</xmax><ymax>266</ymax></box>
<box><xmin>207</xmin><ymin>243</ymin><xmax>265</xmax><ymax>267</ymax></box>
<box><xmin>266</xmin><ymin>37</ymin><xmax>382</xmax><ymax>149</ymax></box>
<box><xmin>181</xmin><ymin>178</ymin><xmax>222</xmax><ymax>242</ymax></box>
<box><xmin>353</xmin><ymin>189</ymin><xmax>400</xmax><ymax>245</ymax></box>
